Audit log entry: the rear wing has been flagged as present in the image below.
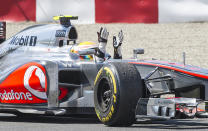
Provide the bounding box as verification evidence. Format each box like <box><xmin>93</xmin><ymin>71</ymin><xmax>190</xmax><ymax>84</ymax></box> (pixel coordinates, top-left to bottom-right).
<box><xmin>53</xmin><ymin>15</ymin><xmax>78</xmax><ymax>27</ymax></box>
<box><xmin>0</xmin><ymin>22</ymin><xmax>6</xmax><ymax>44</ymax></box>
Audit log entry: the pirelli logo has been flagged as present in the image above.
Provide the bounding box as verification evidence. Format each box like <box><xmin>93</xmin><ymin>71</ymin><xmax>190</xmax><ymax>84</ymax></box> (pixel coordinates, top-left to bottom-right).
<box><xmin>55</xmin><ymin>30</ymin><xmax>66</xmax><ymax>37</ymax></box>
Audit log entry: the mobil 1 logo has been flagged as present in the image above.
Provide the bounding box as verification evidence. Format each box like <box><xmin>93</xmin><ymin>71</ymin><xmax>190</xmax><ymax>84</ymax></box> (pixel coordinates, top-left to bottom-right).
<box><xmin>9</xmin><ymin>36</ymin><xmax>37</xmax><ymax>46</ymax></box>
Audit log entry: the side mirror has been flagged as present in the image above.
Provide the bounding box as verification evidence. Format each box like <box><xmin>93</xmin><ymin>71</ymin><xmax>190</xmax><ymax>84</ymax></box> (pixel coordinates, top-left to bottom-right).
<box><xmin>133</xmin><ymin>48</ymin><xmax>144</xmax><ymax>59</ymax></box>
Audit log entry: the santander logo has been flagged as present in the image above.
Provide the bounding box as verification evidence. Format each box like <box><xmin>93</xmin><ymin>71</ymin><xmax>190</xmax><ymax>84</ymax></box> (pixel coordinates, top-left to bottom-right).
<box><xmin>24</xmin><ymin>66</ymin><xmax>47</xmax><ymax>100</ymax></box>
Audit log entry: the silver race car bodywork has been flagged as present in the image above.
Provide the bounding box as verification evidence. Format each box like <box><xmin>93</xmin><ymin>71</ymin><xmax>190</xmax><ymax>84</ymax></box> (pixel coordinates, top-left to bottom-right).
<box><xmin>0</xmin><ymin>17</ymin><xmax>208</xmax><ymax>126</ymax></box>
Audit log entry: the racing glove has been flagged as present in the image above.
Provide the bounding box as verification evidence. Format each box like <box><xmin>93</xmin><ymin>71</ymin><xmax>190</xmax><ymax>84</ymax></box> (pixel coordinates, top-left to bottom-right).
<box><xmin>113</xmin><ymin>30</ymin><xmax>123</xmax><ymax>59</ymax></box>
<box><xmin>96</xmin><ymin>27</ymin><xmax>109</xmax><ymax>59</ymax></box>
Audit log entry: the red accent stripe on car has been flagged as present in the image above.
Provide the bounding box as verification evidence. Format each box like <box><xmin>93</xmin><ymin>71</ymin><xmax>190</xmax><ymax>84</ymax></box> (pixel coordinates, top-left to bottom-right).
<box><xmin>130</xmin><ymin>62</ymin><xmax>208</xmax><ymax>79</ymax></box>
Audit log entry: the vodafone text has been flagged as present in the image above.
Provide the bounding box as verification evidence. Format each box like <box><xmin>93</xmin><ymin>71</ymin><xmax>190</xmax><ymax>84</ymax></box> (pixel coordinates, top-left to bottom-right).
<box><xmin>0</xmin><ymin>90</ymin><xmax>33</xmax><ymax>100</ymax></box>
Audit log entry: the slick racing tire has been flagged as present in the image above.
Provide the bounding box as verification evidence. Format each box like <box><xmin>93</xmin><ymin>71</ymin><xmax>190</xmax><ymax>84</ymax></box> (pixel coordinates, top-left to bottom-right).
<box><xmin>94</xmin><ymin>62</ymin><xmax>143</xmax><ymax>126</ymax></box>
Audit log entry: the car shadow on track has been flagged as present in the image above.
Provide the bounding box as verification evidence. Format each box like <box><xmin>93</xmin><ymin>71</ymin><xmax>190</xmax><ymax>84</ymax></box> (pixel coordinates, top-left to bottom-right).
<box><xmin>0</xmin><ymin>113</ymin><xmax>208</xmax><ymax>129</ymax></box>
<box><xmin>0</xmin><ymin>114</ymin><xmax>100</xmax><ymax>124</ymax></box>
<box><xmin>133</xmin><ymin>119</ymin><xmax>208</xmax><ymax>130</ymax></box>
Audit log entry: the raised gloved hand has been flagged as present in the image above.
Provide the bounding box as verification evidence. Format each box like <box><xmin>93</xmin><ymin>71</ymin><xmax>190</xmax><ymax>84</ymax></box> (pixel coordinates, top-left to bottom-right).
<box><xmin>97</xmin><ymin>27</ymin><xmax>109</xmax><ymax>43</ymax></box>
<box><xmin>113</xmin><ymin>30</ymin><xmax>123</xmax><ymax>59</ymax></box>
<box><xmin>113</xmin><ymin>30</ymin><xmax>123</xmax><ymax>48</ymax></box>
<box><xmin>96</xmin><ymin>27</ymin><xmax>109</xmax><ymax>61</ymax></box>
<box><xmin>118</xmin><ymin>30</ymin><xmax>124</xmax><ymax>44</ymax></box>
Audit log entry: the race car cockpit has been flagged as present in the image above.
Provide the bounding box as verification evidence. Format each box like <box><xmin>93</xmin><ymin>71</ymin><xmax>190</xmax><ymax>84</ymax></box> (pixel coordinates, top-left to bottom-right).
<box><xmin>54</xmin><ymin>16</ymin><xmax>123</xmax><ymax>61</ymax></box>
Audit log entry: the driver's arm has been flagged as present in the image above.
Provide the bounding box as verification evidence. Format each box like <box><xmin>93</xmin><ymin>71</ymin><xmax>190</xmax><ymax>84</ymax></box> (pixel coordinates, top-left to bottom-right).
<box><xmin>95</xmin><ymin>27</ymin><xmax>109</xmax><ymax>61</ymax></box>
<box><xmin>113</xmin><ymin>30</ymin><xmax>123</xmax><ymax>59</ymax></box>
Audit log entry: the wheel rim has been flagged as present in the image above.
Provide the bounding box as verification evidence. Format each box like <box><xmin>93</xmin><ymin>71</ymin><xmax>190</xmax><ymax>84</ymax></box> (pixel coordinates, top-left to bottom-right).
<box><xmin>97</xmin><ymin>78</ymin><xmax>112</xmax><ymax>112</ymax></box>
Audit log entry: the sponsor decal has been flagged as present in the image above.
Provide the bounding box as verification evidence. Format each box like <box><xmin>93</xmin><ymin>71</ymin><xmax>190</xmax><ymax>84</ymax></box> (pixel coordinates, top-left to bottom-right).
<box><xmin>55</xmin><ymin>30</ymin><xmax>66</xmax><ymax>37</ymax></box>
<box><xmin>0</xmin><ymin>62</ymin><xmax>69</xmax><ymax>104</ymax></box>
<box><xmin>0</xmin><ymin>62</ymin><xmax>47</xmax><ymax>104</ymax></box>
<box><xmin>0</xmin><ymin>90</ymin><xmax>32</xmax><ymax>100</ymax></box>
<box><xmin>24</xmin><ymin>65</ymin><xmax>47</xmax><ymax>100</ymax></box>
<box><xmin>9</xmin><ymin>36</ymin><xmax>37</xmax><ymax>46</ymax></box>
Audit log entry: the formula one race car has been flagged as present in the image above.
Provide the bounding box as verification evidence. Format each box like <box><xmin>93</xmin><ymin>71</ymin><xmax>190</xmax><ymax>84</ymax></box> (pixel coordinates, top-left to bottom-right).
<box><xmin>0</xmin><ymin>16</ymin><xmax>208</xmax><ymax>126</ymax></box>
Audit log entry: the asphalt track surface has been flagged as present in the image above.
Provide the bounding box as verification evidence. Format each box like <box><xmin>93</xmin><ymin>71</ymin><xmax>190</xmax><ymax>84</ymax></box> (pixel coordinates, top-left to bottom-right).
<box><xmin>4</xmin><ymin>22</ymin><xmax>208</xmax><ymax>130</ymax></box>
<box><xmin>0</xmin><ymin>113</ymin><xmax>208</xmax><ymax>131</ymax></box>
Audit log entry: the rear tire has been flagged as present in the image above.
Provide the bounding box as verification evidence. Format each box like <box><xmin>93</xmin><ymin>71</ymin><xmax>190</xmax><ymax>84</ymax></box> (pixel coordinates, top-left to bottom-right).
<box><xmin>94</xmin><ymin>62</ymin><xmax>143</xmax><ymax>126</ymax></box>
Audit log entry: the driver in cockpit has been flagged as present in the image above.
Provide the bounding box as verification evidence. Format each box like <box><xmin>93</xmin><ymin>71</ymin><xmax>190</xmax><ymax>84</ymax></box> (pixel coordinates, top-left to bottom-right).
<box><xmin>70</xmin><ymin>27</ymin><xmax>124</xmax><ymax>62</ymax></box>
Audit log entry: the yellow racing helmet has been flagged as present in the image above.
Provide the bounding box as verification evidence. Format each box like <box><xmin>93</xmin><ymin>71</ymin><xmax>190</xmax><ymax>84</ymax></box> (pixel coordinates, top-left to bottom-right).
<box><xmin>71</xmin><ymin>41</ymin><xmax>97</xmax><ymax>60</ymax></box>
